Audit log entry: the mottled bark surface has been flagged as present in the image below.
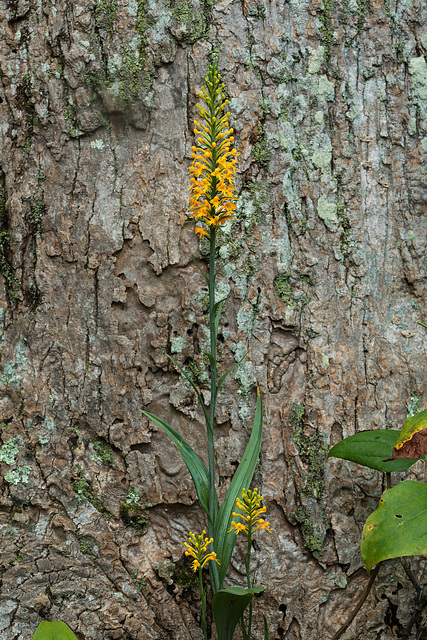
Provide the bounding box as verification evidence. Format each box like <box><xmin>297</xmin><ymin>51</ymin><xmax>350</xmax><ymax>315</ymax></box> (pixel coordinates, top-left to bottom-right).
<box><xmin>0</xmin><ymin>0</ymin><xmax>426</xmax><ymax>638</ymax></box>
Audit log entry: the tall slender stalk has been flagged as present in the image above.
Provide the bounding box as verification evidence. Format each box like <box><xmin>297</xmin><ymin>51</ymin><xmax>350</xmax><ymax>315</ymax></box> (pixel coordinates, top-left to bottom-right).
<box><xmin>208</xmin><ymin>227</ymin><xmax>220</xmax><ymax>593</ymax></box>
<box><xmin>245</xmin><ymin>529</ymin><xmax>253</xmax><ymax>640</ymax></box>
<box><xmin>199</xmin><ymin>567</ymin><xmax>208</xmax><ymax>640</ymax></box>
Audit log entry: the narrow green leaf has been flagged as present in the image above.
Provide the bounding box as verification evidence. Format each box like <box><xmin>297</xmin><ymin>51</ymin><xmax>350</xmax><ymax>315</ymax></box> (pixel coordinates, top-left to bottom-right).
<box><xmin>216</xmin><ymin>349</ymin><xmax>249</xmax><ymax>396</ymax></box>
<box><xmin>206</xmin><ymin>352</ymin><xmax>216</xmax><ymax>370</ymax></box>
<box><xmin>361</xmin><ymin>481</ymin><xmax>427</xmax><ymax>573</ymax></box>
<box><xmin>213</xmin><ymin>587</ymin><xmax>264</xmax><ymax>640</ymax></box>
<box><xmin>32</xmin><ymin>621</ymin><xmax>79</xmax><ymax>640</ymax></box>
<box><xmin>141</xmin><ymin>410</ymin><xmax>217</xmax><ymax>519</ymax></box>
<box><xmin>328</xmin><ymin>430</ymin><xmax>421</xmax><ymax>472</ymax></box>
<box><xmin>263</xmin><ymin>614</ymin><xmax>269</xmax><ymax>640</ymax></box>
<box><xmin>165</xmin><ymin>352</ymin><xmax>210</xmax><ymax>428</ymax></box>
<box><xmin>192</xmin><ymin>256</ymin><xmax>209</xmax><ymax>286</ymax></box>
<box><xmin>215</xmin><ymin>263</ymin><xmax>226</xmax><ymax>278</ymax></box>
<box><xmin>213</xmin><ymin>296</ymin><xmax>228</xmax><ymax>316</ymax></box>
<box><xmin>214</xmin><ymin>390</ymin><xmax>263</xmax><ymax>586</ymax></box>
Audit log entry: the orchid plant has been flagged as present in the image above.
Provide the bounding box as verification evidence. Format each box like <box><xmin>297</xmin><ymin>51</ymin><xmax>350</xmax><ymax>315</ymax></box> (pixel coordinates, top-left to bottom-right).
<box><xmin>142</xmin><ymin>59</ymin><xmax>266</xmax><ymax>639</ymax></box>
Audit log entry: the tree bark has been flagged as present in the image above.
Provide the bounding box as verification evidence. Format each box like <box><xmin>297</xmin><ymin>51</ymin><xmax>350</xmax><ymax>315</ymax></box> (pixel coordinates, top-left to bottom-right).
<box><xmin>0</xmin><ymin>0</ymin><xmax>426</xmax><ymax>638</ymax></box>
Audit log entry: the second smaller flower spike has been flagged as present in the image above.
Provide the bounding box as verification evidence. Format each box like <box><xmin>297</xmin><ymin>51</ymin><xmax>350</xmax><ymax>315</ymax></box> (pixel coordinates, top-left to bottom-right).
<box><xmin>229</xmin><ymin>488</ymin><xmax>272</xmax><ymax>536</ymax></box>
<box><xmin>184</xmin><ymin>531</ymin><xmax>220</xmax><ymax>572</ymax></box>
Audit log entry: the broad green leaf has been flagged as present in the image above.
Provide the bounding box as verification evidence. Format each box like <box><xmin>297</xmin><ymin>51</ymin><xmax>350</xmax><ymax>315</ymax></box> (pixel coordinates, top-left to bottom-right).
<box><xmin>165</xmin><ymin>352</ymin><xmax>210</xmax><ymax>428</ymax></box>
<box><xmin>32</xmin><ymin>621</ymin><xmax>78</xmax><ymax>640</ymax></box>
<box><xmin>213</xmin><ymin>587</ymin><xmax>264</xmax><ymax>640</ymax></box>
<box><xmin>214</xmin><ymin>389</ymin><xmax>263</xmax><ymax>587</ymax></box>
<box><xmin>361</xmin><ymin>481</ymin><xmax>427</xmax><ymax>573</ymax></box>
<box><xmin>396</xmin><ymin>409</ymin><xmax>427</xmax><ymax>451</ymax></box>
<box><xmin>141</xmin><ymin>410</ymin><xmax>217</xmax><ymax>520</ymax></box>
<box><xmin>328</xmin><ymin>430</ymin><xmax>421</xmax><ymax>472</ymax></box>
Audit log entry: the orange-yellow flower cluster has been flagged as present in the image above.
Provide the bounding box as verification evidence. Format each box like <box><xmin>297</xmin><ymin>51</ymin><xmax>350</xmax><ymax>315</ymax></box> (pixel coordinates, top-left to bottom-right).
<box><xmin>229</xmin><ymin>488</ymin><xmax>272</xmax><ymax>536</ymax></box>
<box><xmin>188</xmin><ymin>63</ymin><xmax>239</xmax><ymax>238</ymax></box>
<box><xmin>184</xmin><ymin>530</ymin><xmax>220</xmax><ymax>572</ymax></box>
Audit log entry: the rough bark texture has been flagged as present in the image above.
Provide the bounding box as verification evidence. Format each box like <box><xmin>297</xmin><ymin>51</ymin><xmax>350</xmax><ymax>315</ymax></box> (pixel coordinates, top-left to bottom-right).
<box><xmin>0</xmin><ymin>0</ymin><xmax>426</xmax><ymax>638</ymax></box>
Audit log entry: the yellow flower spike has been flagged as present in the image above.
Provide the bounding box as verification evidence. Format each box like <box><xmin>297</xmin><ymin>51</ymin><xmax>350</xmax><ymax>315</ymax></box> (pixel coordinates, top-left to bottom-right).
<box><xmin>188</xmin><ymin>60</ymin><xmax>239</xmax><ymax>233</ymax></box>
<box><xmin>184</xmin><ymin>531</ymin><xmax>220</xmax><ymax>572</ymax></box>
<box><xmin>228</xmin><ymin>487</ymin><xmax>272</xmax><ymax>536</ymax></box>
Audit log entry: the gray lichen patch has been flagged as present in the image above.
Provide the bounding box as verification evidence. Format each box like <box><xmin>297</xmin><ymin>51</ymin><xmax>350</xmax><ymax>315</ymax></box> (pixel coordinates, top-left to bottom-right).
<box><xmin>1</xmin><ymin>361</ymin><xmax>21</xmax><ymax>386</ymax></box>
<box><xmin>1</xmin><ymin>339</ymin><xmax>29</xmax><ymax>387</ymax></box>
<box><xmin>317</xmin><ymin>195</ymin><xmax>338</xmax><ymax>230</ymax></box>
<box><xmin>170</xmin><ymin>336</ymin><xmax>186</xmax><ymax>353</ymax></box>
<box><xmin>0</xmin><ymin>436</ymin><xmax>22</xmax><ymax>465</ymax></box>
<box><xmin>311</xmin><ymin>133</ymin><xmax>332</xmax><ymax>171</ymax></box>
<box><xmin>313</xmin><ymin>75</ymin><xmax>335</xmax><ymax>102</ymax></box>
<box><xmin>409</xmin><ymin>56</ymin><xmax>427</xmax><ymax>100</ymax></box>
<box><xmin>4</xmin><ymin>466</ymin><xmax>31</xmax><ymax>485</ymax></box>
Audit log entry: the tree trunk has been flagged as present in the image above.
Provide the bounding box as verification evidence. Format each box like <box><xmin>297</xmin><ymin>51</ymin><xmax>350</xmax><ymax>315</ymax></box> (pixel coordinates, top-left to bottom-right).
<box><xmin>0</xmin><ymin>0</ymin><xmax>426</xmax><ymax>638</ymax></box>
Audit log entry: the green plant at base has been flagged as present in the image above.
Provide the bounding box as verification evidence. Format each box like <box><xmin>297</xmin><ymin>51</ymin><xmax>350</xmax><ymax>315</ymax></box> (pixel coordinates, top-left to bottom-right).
<box><xmin>142</xmin><ymin>59</ymin><xmax>264</xmax><ymax>640</ymax></box>
<box><xmin>328</xmin><ymin>407</ymin><xmax>427</xmax><ymax>638</ymax></box>
<box><xmin>32</xmin><ymin>621</ymin><xmax>78</xmax><ymax>639</ymax></box>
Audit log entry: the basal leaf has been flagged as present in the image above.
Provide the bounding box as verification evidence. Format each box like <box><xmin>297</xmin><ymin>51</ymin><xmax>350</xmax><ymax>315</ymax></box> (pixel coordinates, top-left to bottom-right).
<box><xmin>32</xmin><ymin>621</ymin><xmax>78</xmax><ymax>640</ymax></box>
<box><xmin>214</xmin><ymin>389</ymin><xmax>263</xmax><ymax>587</ymax></box>
<box><xmin>213</xmin><ymin>587</ymin><xmax>264</xmax><ymax>640</ymax></box>
<box><xmin>328</xmin><ymin>430</ymin><xmax>421</xmax><ymax>472</ymax></box>
<box><xmin>141</xmin><ymin>410</ymin><xmax>217</xmax><ymax>520</ymax></box>
<box><xmin>395</xmin><ymin>409</ymin><xmax>427</xmax><ymax>453</ymax></box>
<box><xmin>361</xmin><ymin>480</ymin><xmax>427</xmax><ymax>573</ymax></box>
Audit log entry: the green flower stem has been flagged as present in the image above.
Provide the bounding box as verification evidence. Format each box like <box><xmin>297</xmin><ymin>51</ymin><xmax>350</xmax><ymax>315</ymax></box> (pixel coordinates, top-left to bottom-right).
<box><xmin>246</xmin><ymin>528</ymin><xmax>253</xmax><ymax>640</ymax></box>
<box><xmin>208</xmin><ymin>226</ymin><xmax>220</xmax><ymax>593</ymax></box>
<box><xmin>199</xmin><ymin>567</ymin><xmax>208</xmax><ymax>640</ymax></box>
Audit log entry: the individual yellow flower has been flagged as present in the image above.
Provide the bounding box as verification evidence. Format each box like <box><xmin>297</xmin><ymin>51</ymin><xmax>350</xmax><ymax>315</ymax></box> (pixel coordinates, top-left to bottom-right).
<box><xmin>229</xmin><ymin>488</ymin><xmax>272</xmax><ymax>536</ymax></box>
<box><xmin>184</xmin><ymin>531</ymin><xmax>220</xmax><ymax>572</ymax></box>
<box><xmin>188</xmin><ymin>62</ymin><xmax>239</xmax><ymax>238</ymax></box>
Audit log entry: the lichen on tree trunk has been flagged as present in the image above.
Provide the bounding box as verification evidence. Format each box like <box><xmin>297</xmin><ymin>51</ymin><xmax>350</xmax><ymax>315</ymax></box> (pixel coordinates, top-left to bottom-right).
<box><xmin>0</xmin><ymin>0</ymin><xmax>426</xmax><ymax>638</ymax></box>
